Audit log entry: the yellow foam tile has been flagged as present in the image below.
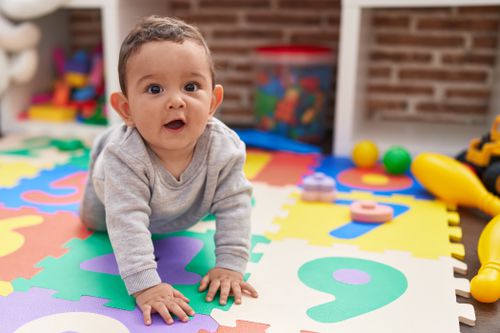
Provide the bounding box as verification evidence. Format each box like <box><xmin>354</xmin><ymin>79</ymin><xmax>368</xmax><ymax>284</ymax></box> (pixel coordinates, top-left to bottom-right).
<box><xmin>244</xmin><ymin>151</ymin><xmax>272</xmax><ymax>180</ymax></box>
<box><xmin>448</xmin><ymin>226</ymin><xmax>463</xmax><ymax>242</ymax></box>
<box><xmin>0</xmin><ymin>161</ymin><xmax>41</xmax><ymax>188</ymax></box>
<box><xmin>447</xmin><ymin>211</ymin><xmax>460</xmax><ymax>226</ymax></box>
<box><xmin>451</xmin><ymin>243</ymin><xmax>465</xmax><ymax>260</ymax></box>
<box><xmin>0</xmin><ymin>215</ymin><xmax>44</xmax><ymax>257</ymax></box>
<box><xmin>266</xmin><ymin>191</ymin><xmax>464</xmax><ymax>260</ymax></box>
<box><xmin>0</xmin><ymin>281</ymin><xmax>13</xmax><ymax>296</ymax></box>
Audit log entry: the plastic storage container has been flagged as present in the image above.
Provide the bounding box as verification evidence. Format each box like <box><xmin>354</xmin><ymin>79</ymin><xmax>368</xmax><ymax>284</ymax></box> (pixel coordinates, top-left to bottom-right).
<box><xmin>254</xmin><ymin>45</ymin><xmax>334</xmax><ymax>144</ymax></box>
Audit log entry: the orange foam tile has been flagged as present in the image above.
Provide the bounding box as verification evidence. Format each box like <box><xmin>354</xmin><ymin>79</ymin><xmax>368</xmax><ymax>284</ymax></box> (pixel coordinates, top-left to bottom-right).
<box><xmin>252</xmin><ymin>151</ymin><xmax>319</xmax><ymax>186</ymax></box>
<box><xmin>0</xmin><ymin>205</ymin><xmax>91</xmax><ymax>281</ymax></box>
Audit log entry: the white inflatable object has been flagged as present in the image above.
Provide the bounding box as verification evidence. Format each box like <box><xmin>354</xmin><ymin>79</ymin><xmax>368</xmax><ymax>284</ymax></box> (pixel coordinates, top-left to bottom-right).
<box><xmin>10</xmin><ymin>48</ymin><xmax>38</xmax><ymax>84</ymax></box>
<box><xmin>1</xmin><ymin>0</ymin><xmax>69</xmax><ymax>20</ymax></box>
<box><xmin>0</xmin><ymin>50</ymin><xmax>9</xmax><ymax>94</ymax></box>
<box><xmin>0</xmin><ymin>18</ymin><xmax>40</xmax><ymax>52</ymax></box>
<box><xmin>0</xmin><ymin>0</ymin><xmax>68</xmax><ymax>95</ymax></box>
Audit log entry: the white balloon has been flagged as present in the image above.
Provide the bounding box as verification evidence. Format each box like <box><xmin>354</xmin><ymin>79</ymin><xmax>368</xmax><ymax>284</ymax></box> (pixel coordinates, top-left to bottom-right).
<box><xmin>0</xmin><ymin>0</ymin><xmax>68</xmax><ymax>94</ymax></box>
<box><xmin>10</xmin><ymin>48</ymin><xmax>38</xmax><ymax>84</ymax></box>
<box><xmin>14</xmin><ymin>312</ymin><xmax>130</xmax><ymax>333</ymax></box>
<box><xmin>0</xmin><ymin>50</ymin><xmax>9</xmax><ymax>94</ymax></box>
<box><xmin>0</xmin><ymin>18</ymin><xmax>41</xmax><ymax>51</ymax></box>
<box><xmin>1</xmin><ymin>0</ymin><xmax>70</xmax><ymax>20</ymax></box>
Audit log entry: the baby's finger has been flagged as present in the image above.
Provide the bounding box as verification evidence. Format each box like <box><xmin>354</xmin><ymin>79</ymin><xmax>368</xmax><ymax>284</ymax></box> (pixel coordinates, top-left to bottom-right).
<box><xmin>142</xmin><ymin>304</ymin><xmax>152</xmax><ymax>325</ymax></box>
<box><xmin>176</xmin><ymin>298</ymin><xmax>195</xmax><ymax>316</ymax></box>
<box><xmin>154</xmin><ymin>302</ymin><xmax>174</xmax><ymax>325</ymax></box>
<box><xmin>231</xmin><ymin>281</ymin><xmax>243</xmax><ymax>304</ymax></box>
<box><xmin>219</xmin><ymin>280</ymin><xmax>231</xmax><ymax>305</ymax></box>
<box><xmin>173</xmin><ymin>288</ymin><xmax>190</xmax><ymax>302</ymax></box>
<box><xmin>206</xmin><ymin>279</ymin><xmax>221</xmax><ymax>302</ymax></box>
<box><xmin>198</xmin><ymin>275</ymin><xmax>210</xmax><ymax>292</ymax></box>
<box><xmin>241</xmin><ymin>281</ymin><xmax>259</xmax><ymax>298</ymax></box>
<box><xmin>167</xmin><ymin>301</ymin><xmax>189</xmax><ymax>322</ymax></box>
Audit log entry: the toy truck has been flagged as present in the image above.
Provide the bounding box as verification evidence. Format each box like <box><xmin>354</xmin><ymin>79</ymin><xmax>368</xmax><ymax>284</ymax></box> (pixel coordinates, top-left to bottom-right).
<box><xmin>456</xmin><ymin>115</ymin><xmax>500</xmax><ymax>196</ymax></box>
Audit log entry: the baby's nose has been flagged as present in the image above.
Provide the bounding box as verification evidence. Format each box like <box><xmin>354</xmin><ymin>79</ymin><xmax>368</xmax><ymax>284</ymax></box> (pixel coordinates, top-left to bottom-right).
<box><xmin>167</xmin><ymin>93</ymin><xmax>186</xmax><ymax>109</ymax></box>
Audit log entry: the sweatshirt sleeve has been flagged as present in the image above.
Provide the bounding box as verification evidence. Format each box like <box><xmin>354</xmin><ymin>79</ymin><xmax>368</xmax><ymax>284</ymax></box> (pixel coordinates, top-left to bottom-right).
<box><xmin>96</xmin><ymin>146</ymin><xmax>161</xmax><ymax>295</ymax></box>
<box><xmin>210</xmin><ymin>140</ymin><xmax>252</xmax><ymax>274</ymax></box>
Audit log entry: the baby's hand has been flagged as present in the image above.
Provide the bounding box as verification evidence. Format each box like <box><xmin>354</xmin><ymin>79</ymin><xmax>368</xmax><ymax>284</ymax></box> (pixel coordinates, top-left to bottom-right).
<box><xmin>133</xmin><ymin>283</ymin><xmax>194</xmax><ymax>326</ymax></box>
<box><xmin>198</xmin><ymin>267</ymin><xmax>258</xmax><ymax>305</ymax></box>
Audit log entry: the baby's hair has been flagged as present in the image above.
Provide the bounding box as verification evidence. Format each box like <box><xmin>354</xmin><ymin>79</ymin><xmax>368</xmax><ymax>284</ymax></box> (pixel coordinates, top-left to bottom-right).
<box><xmin>118</xmin><ymin>15</ymin><xmax>215</xmax><ymax>94</ymax></box>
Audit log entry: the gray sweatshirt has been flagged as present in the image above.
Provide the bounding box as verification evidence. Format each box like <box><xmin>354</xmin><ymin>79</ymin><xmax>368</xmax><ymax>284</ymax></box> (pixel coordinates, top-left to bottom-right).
<box><xmin>80</xmin><ymin>118</ymin><xmax>252</xmax><ymax>295</ymax></box>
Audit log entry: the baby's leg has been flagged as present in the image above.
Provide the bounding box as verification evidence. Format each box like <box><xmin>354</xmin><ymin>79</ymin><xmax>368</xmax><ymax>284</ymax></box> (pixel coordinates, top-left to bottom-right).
<box><xmin>80</xmin><ymin>132</ymin><xmax>109</xmax><ymax>232</ymax></box>
<box><xmin>80</xmin><ymin>174</ymin><xmax>107</xmax><ymax>232</ymax></box>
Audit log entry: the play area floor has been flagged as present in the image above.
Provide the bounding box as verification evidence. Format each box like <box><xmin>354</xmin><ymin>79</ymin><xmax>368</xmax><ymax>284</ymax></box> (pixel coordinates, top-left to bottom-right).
<box><xmin>0</xmin><ymin>135</ymin><xmax>475</xmax><ymax>332</ymax></box>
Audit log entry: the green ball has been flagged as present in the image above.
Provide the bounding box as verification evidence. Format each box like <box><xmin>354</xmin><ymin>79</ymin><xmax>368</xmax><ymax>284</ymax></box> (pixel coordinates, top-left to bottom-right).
<box><xmin>383</xmin><ymin>146</ymin><xmax>412</xmax><ymax>175</ymax></box>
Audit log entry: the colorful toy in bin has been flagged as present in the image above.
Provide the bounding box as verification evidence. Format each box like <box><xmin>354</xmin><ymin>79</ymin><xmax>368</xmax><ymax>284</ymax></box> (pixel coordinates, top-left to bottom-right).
<box><xmin>26</xmin><ymin>46</ymin><xmax>107</xmax><ymax>125</ymax></box>
<box><xmin>350</xmin><ymin>200</ymin><xmax>394</xmax><ymax>223</ymax></box>
<box><xmin>301</xmin><ymin>172</ymin><xmax>336</xmax><ymax>202</ymax></box>
<box><xmin>28</xmin><ymin>105</ymin><xmax>77</xmax><ymax>122</ymax></box>
<box><xmin>254</xmin><ymin>45</ymin><xmax>334</xmax><ymax>144</ymax></box>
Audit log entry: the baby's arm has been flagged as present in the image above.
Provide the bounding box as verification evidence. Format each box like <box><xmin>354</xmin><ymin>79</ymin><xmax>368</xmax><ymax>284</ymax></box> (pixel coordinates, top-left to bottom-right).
<box><xmin>98</xmin><ymin>148</ymin><xmax>193</xmax><ymax>324</ymax></box>
<box><xmin>202</xmin><ymin>141</ymin><xmax>257</xmax><ymax>304</ymax></box>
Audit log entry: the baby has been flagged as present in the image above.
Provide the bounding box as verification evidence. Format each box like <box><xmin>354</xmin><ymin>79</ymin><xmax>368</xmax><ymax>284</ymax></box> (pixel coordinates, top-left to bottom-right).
<box><xmin>80</xmin><ymin>16</ymin><xmax>257</xmax><ymax>326</ymax></box>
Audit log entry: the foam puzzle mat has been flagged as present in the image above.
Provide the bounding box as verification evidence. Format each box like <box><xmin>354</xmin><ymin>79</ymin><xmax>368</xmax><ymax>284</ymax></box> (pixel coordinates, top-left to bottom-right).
<box><xmin>0</xmin><ymin>137</ymin><xmax>475</xmax><ymax>332</ymax></box>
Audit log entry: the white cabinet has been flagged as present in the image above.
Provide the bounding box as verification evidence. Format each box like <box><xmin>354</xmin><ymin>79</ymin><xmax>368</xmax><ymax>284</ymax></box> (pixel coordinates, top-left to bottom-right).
<box><xmin>1</xmin><ymin>0</ymin><xmax>168</xmax><ymax>137</ymax></box>
<box><xmin>334</xmin><ymin>0</ymin><xmax>500</xmax><ymax>156</ymax></box>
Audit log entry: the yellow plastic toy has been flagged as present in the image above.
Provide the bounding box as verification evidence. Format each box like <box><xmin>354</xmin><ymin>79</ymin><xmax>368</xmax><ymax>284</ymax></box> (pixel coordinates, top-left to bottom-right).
<box><xmin>457</xmin><ymin>115</ymin><xmax>500</xmax><ymax>196</ymax></box>
<box><xmin>411</xmin><ymin>152</ymin><xmax>500</xmax><ymax>217</ymax></box>
<box><xmin>352</xmin><ymin>140</ymin><xmax>379</xmax><ymax>168</ymax></box>
<box><xmin>65</xmin><ymin>72</ymin><xmax>87</xmax><ymax>88</ymax></box>
<box><xmin>28</xmin><ymin>104</ymin><xmax>77</xmax><ymax>122</ymax></box>
<box><xmin>471</xmin><ymin>214</ymin><xmax>500</xmax><ymax>303</ymax></box>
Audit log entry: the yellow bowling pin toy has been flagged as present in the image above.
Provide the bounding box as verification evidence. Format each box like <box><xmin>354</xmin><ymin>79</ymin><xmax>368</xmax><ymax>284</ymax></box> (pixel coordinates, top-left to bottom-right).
<box><xmin>411</xmin><ymin>153</ymin><xmax>500</xmax><ymax>217</ymax></box>
<box><xmin>471</xmin><ymin>214</ymin><xmax>500</xmax><ymax>303</ymax></box>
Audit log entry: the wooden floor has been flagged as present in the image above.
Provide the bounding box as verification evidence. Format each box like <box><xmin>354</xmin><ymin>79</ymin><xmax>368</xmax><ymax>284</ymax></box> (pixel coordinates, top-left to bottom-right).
<box><xmin>458</xmin><ymin>208</ymin><xmax>500</xmax><ymax>333</ymax></box>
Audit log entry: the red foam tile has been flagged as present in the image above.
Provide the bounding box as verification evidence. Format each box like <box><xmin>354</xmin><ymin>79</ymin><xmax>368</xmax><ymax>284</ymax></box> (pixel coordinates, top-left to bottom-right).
<box><xmin>200</xmin><ymin>320</ymin><xmax>270</xmax><ymax>333</ymax></box>
<box><xmin>0</xmin><ymin>205</ymin><xmax>91</xmax><ymax>280</ymax></box>
<box><xmin>21</xmin><ymin>171</ymin><xmax>87</xmax><ymax>205</ymax></box>
<box><xmin>252</xmin><ymin>151</ymin><xmax>319</xmax><ymax>186</ymax></box>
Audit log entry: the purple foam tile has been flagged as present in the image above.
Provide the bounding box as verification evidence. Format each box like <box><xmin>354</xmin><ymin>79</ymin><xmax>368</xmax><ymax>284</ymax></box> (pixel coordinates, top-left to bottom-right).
<box><xmin>0</xmin><ymin>288</ymin><xmax>218</xmax><ymax>333</ymax></box>
<box><xmin>80</xmin><ymin>236</ymin><xmax>203</xmax><ymax>285</ymax></box>
<box><xmin>332</xmin><ymin>269</ymin><xmax>371</xmax><ymax>285</ymax></box>
<box><xmin>80</xmin><ymin>253</ymin><xmax>119</xmax><ymax>275</ymax></box>
<box><xmin>154</xmin><ymin>236</ymin><xmax>204</xmax><ymax>285</ymax></box>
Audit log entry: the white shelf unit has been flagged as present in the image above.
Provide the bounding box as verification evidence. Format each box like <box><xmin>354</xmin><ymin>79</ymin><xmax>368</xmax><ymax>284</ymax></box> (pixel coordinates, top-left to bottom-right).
<box><xmin>334</xmin><ymin>0</ymin><xmax>500</xmax><ymax>156</ymax></box>
<box><xmin>1</xmin><ymin>0</ymin><xmax>168</xmax><ymax>137</ymax></box>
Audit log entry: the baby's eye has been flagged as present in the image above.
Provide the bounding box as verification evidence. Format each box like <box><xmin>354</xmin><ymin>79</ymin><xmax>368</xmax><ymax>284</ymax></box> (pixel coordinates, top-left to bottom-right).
<box><xmin>146</xmin><ymin>84</ymin><xmax>163</xmax><ymax>94</ymax></box>
<box><xmin>184</xmin><ymin>82</ymin><xmax>199</xmax><ymax>92</ymax></box>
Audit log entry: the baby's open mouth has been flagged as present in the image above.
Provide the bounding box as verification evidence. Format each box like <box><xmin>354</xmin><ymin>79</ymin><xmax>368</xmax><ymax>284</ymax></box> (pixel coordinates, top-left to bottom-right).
<box><xmin>164</xmin><ymin>119</ymin><xmax>185</xmax><ymax>130</ymax></box>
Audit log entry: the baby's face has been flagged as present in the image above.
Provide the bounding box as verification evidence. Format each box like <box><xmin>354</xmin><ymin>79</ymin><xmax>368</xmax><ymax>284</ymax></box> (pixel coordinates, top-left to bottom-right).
<box><xmin>123</xmin><ymin>40</ymin><xmax>220</xmax><ymax>158</ymax></box>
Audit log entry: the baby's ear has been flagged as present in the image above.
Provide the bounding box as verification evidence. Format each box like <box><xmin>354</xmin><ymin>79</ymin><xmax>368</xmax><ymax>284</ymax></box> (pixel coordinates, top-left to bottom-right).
<box><xmin>209</xmin><ymin>84</ymin><xmax>224</xmax><ymax>117</ymax></box>
<box><xmin>110</xmin><ymin>92</ymin><xmax>134</xmax><ymax>126</ymax></box>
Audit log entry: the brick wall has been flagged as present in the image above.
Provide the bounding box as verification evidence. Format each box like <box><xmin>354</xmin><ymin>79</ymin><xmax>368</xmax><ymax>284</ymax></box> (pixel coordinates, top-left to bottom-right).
<box><xmin>67</xmin><ymin>3</ymin><xmax>500</xmax><ymax>128</ymax></box>
<box><xmin>170</xmin><ymin>0</ymin><xmax>340</xmax><ymax>126</ymax></box>
<box><xmin>69</xmin><ymin>9</ymin><xmax>102</xmax><ymax>52</ymax></box>
<box><xmin>366</xmin><ymin>6</ymin><xmax>500</xmax><ymax>125</ymax></box>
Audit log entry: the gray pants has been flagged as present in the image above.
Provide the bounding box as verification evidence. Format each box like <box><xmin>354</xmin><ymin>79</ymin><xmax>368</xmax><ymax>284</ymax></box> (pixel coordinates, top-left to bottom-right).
<box><xmin>80</xmin><ymin>136</ymin><xmax>108</xmax><ymax>232</ymax></box>
<box><xmin>80</xmin><ymin>172</ymin><xmax>107</xmax><ymax>231</ymax></box>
